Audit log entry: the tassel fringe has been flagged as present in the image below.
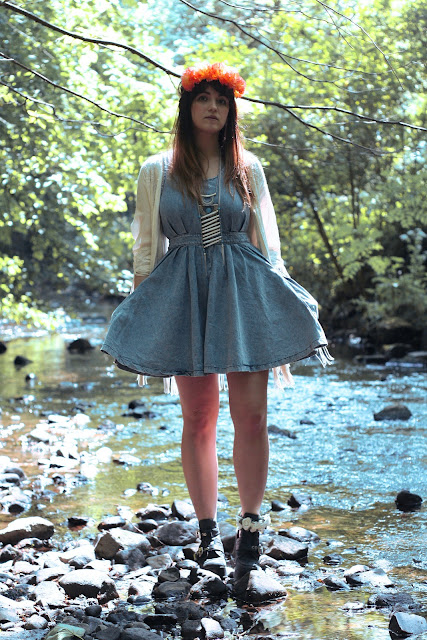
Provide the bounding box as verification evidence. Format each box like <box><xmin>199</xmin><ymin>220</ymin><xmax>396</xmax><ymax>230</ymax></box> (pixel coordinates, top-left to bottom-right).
<box><xmin>314</xmin><ymin>346</ymin><xmax>334</xmax><ymax>367</ymax></box>
<box><xmin>137</xmin><ymin>348</ymin><xmax>333</xmax><ymax>395</ymax></box>
<box><xmin>219</xmin><ymin>373</ymin><xmax>228</xmax><ymax>391</ymax></box>
<box><xmin>273</xmin><ymin>364</ymin><xmax>295</xmax><ymax>390</ymax></box>
<box><xmin>137</xmin><ymin>374</ymin><xmax>148</xmax><ymax>387</ymax></box>
<box><xmin>163</xmin><ymin>376</ymin><xmax>179</xmax><ymax>395</ymax></box>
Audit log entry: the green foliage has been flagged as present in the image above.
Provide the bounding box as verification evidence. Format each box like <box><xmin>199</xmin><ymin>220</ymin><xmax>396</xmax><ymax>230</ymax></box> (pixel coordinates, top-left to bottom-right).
<box><xmin>0</xmin><ymin>0</ymin><xmax>426</xmax><ymax>332</ymax></box>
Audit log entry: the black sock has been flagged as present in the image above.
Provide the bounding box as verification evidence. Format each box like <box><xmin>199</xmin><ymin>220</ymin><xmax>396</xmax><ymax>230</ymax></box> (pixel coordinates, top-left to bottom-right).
<box><xmin>242</xmin><ymin>512</ymin><xmax>260</xmax><ymax>521</ymax></box>
<box><xmin>199</xmin><ymin>518</ymin><xmax>218</xmax><ymax>533</ymax></box>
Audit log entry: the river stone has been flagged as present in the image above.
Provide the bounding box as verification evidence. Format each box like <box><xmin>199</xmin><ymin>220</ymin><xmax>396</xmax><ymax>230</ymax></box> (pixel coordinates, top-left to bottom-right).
<box><xmin>181</xmin><ymin>619</ymin><xmax>203</xmax><ymax>640</ymax></box>
<box><xmin>395</xmin><ymin>490</ymin><xmax>423</xmax><ymax>512</ymax></box>
<box><xmin>12</xmin><ymin>560</ymin><xmax>36</xmax><ymax>575</ymax></box>
<box><xmin>368</xmin><ymin>592</ymin><xmax>417</xmax><ymax>610</ymax></box>
<box><xmin>67</xmin><ymin>338</ymin><xmax>94</xmax><ymax>352</ymax></box>
<box><xmin>201</xmin><ymin>617</ymin><xmax>224</xmax><ymax>639</ymax></box>
<box><xmin>93</xmin><ymin>628</ymin><xmax>121</xmax><ymax>640</ymax></box>
<box><xmin>0</xmin><ymin>517</ymin><xmax>54</xmax><ymax>544</ymax></box>
<box><xmin>115</xmin><ymin>547</ymin><xmax>146</xmax><ymax>569</ymax></box>
<box><xmin>266</xmin><ymin>536</ymin><xmax>309</xmax><ymax>561</ymax></box>
<box><xmin>382</xmin><ymin>343</ymin><xmax>411</xmax><ymax>359</ymax></box>
<box><xmin>233</xmin><ymin>570</ymin><xmax>287</xmax><ymax>603</ymax></box>
<box><xmin>144</xmin><ymin>613</ymin><xmax>178</xmax><ymax>627</ymax></box>
<box><xmin>22</xmin><ymin>614</ymin><xmax>49</xmax><ymax>630</ymax></box>
<box><xmin>345</xmin><ymin>567</ymin><xmax>394</xmax><ymax>588</ymax></box>
<box><xmin>287</xmin><ymin>492</ymin><xmax>312</xmax><ymax>508</ymax></box>
<box><xmin>152</xmin><ymin>579</ymin><xmax>192</xmax><ymax>600</ymax></box>
<box><xmin>137</xmin><ymin>519</ymin><xmax>159</xmax><ymax>533</ymax></box>
<box><xmin>323</xmin><ymin>575</ymin><xmax>350</xmax><ymax>591</ymax></box>
<box><xmin>156</xmin><ymin>521</ymin><xmax>198</xmax><ymax>546</ymax></box>
<box><xmin>14</xmin><ymin>355</ymin><xmax>33</xmax><ymax>366</ymax></box>
<box><xmin>136</xmin><ymin>505</ymin><xmax>171</xmax><ymax>521</ymax></box>
<box><xmin>155</xmin><ymin>601</ymin><xmax>207</xmax><ymax>623</ymax></box>
<box><xmin>271</xmin><ymin>499</ymin><xmax>287</xmax><ymax>512</ymax></box>
<box><xmin>0</xmin><ymin>546</ymin><xmax>23</xmax><ymax>565</ymax></box>
<box><xmin>128</xmin><ymin>580</ymin><xmax>155</xmax><ymax>599</ymax></box>
<box><xmin>94</xmin><ymin>529</ymin><xmax>150</xmax><ymax>559</ymax></box>
<box><xmin>323</xmin><ymin>554</ymin><xmax>344</xmax><ymax>565</ymax></box>
<box><xmin>189</xmin><ymin>574</ymin><xmax>228</xmax><ymax>600</ymax></box>
<box><xmin>389</xmin><ymin>612</ymin><xmax>427</xmax><ymax>637</ymax></box>
<box><xmin>120</xmin><ymin>628</ymin><xmax>161</xmax><ymax>640</ymax></box>
<box><xmin>158</xmin><ymin>566</ymin><xmax>180</xmax><ymax>583</ymax></box>
<box><xmin>31</xmin><ymin>581</ymin><xmax>66</xmax><ymax>607</ymax></box>
<box><xmin>146</xmin><ymin>553</ymin><xmax>173</xmax><ymax>570</ymax></box>
<box><xmin>98</xmin><ymin>516</ymin><xmax>127</xmax><ymax>531</ymax></box>
<box><xmin>279</xmin><ymin>526</ymin><xmax>320</xmax><ymax>543</ymax></box>
<box><xmin>60</xmin><ymin>544</ymin><xmax>96</xmax><ymax>567</ymax></box>
<box><xmin>268</xmin><ymin>425</ymin><xmax>297</xmax><ymax>438</ymax></box>
<box><xmin>171</xmin><ymin>499</ymin><xmax>196</xmax><ymax>521</ymax></box>
<box><xmin>373</xmin><ymin>404</ymin><xmax>412</xmax><ymax>421</ymax></box>
<box><xmin>218</xmin><ymin>522</ymin><xmax>236</xmax><ymax>553</ymax></box>
<box><xmin>34</xmin><ymin>566</ymin><xmax>70</xmax><ymax>583</ymax></box>
<box><xmin>0</xmin><ymin>606</ymin><xmax>21</xmax><ymax>623</ymax></box>
<box><xmin>60</xmin><ymin>569</ymin><xmax>119</xmax><ymax>601</ymax></box>
<box><xmin>0</xmin><ymin>473</ymin><xmax>21</xmax><ymax>487</ymax></box>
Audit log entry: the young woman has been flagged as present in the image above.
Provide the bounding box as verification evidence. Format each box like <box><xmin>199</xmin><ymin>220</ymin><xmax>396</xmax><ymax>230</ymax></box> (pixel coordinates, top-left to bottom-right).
<box><xmin>102</xmin><ymin>62</ymin><xmax>332</xmax><ymax>581</ymax></box>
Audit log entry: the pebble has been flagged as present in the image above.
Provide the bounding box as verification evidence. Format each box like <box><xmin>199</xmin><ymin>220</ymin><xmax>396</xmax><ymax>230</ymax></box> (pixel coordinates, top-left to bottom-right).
<box><xmin>271</xmin><ymin>499</ymin><xmax>287</xmax><ymax>512</ymax></box>
<box><xmin>287</xmin><ymin>492</ymin><xmax>312</xmax><ymax>508</ymax></box>
<box><xmin>0</xmin><ymin>494</ymin><xmax>421</xmax><ymax>639</ymax></box>
<box><xmin>373</xmin><ymin>404</ymin><xmax>412</xmax><ymax>421</ymax></box>
<box><xmin>395</xmin><ymin>489</ymin><xmax>423</xmax><ymax>512</ymax></box>
<box><xmin>389</xmin><ymin>611</ymin><xmax>427</xmax><ymax>637</ymax></box>
<box><xmin>266</xmin><ymin>535</ymin><xmax>309</xmax><ymax>561</ymax></box>
<box><xmin>368</xmin><ymin>592</ymin><xmax>418</xmax><ymax>610</ymax></box>
<box><xmin>156</xmin><ymin>521</ymin><xmax>198</xmax><ymax>546</ymax></box>
<box><xmin>344</xmin><ymin>566</ymin><xmax>394</xmax><ymax>588</ymax></box>
<box><xmin>278</xmin><ymin>526</ymin><xmax>320</xmax><ymax>543</ymax></box>
<box><xmin>233</xmin><ymin>569</ymin><xmax>287</xmax><ymax>603</ymax></box>
<box><xmin>67</xmin><ymin>338</ymin><xmax>94</xmax><ymax>353</ymax></box>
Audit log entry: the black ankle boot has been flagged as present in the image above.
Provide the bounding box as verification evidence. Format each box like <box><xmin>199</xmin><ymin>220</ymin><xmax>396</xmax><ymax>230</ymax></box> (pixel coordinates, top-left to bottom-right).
<box><xmin>195</xmin><ymin>518</ymin><xmax>227</xmax><ymax>579</ymax></box>
<box><xmin>234</xmin><ymin>512</ymin><xmax>269</xmax><ymax>582</ymax></box>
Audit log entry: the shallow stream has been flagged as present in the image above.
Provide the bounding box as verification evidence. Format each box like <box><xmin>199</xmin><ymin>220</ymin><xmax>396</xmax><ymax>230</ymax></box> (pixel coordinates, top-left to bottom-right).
<box><xmin>0</xmin><ymin>314</ymin><xmax>426</xmax><ymax>639</ymax></box>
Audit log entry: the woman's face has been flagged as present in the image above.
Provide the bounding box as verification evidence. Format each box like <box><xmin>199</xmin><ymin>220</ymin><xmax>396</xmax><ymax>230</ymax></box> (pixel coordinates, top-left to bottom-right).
<box><xmin>190</xmin><ymin>85</ymin><xmax>230</xmax><ymax>136</ymax></box>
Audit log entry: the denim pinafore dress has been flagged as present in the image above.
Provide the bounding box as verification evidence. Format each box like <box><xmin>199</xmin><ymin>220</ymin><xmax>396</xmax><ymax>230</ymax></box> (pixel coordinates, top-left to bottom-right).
<box><xmin>101</xmin><ymin>163</ymin><xmax>330</xmax><ymax>380</ymax></box>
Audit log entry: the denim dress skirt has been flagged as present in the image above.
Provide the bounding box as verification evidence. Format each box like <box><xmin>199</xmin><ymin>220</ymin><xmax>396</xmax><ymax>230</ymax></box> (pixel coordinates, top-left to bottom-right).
<box><xmin>101</xmin><ymin>170</ymin><xmax>330</xmax><ymax>379</ymax></box>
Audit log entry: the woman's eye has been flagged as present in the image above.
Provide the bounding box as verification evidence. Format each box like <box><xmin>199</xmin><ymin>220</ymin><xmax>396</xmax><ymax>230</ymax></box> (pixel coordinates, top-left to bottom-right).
<box><xmin>219</xmin><ymin>99</ymin><xmax>228</xmax><ymax>106</ymax></box>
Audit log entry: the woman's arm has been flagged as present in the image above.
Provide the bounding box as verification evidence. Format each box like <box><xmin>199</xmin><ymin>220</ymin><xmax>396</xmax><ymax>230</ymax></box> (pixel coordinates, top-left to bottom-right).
<box><xmin>131</xmin><ymin>163</ymin><xmax>154</xmax><ymax>284</ymax></box>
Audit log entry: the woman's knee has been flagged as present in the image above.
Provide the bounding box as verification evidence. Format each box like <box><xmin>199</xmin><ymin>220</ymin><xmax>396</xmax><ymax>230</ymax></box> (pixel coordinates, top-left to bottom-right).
<box><xmin>182</xmin><ymin>406</ymin><xmax>218</xmax><ymax>442</ymax></box>
<box><xmin>232</xmin><ymin>407</ymin><xmax>267</xmax><ymax>438</ymax></box>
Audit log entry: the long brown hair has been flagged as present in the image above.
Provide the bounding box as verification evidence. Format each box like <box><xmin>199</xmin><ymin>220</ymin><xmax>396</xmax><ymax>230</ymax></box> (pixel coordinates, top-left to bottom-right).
<box><xmin>170</xmin><ymin>79</ymin><xmax>252</xmax><ymax>206</ymax></box>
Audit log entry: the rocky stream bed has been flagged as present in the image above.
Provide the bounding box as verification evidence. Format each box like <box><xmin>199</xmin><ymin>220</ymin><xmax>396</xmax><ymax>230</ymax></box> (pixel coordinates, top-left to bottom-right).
<box><xmin>0</xmin><ymin>317</ymin><xmax>426</xmax><ymax>640</ymax></box>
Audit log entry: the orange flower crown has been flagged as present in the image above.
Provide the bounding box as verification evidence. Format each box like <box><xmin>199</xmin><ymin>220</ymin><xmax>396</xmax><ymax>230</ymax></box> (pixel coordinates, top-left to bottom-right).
<box><xmin>181</xmin><ymin>62</ymin><xmax>246</xmax><ymax>98</ymax></box>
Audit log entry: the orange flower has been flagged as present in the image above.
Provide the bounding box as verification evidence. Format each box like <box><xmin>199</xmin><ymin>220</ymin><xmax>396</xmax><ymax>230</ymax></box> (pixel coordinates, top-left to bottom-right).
<box><xmin>181</xmin><ymin>62</ymin><xmax>246</xmax><ymax>98</ymax></box>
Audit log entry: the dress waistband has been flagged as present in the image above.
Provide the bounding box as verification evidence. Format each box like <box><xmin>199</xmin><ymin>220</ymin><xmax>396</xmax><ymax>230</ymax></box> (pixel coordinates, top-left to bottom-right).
<box><xmin>168</xmin><ymin>232</ymin><xmax>250</xmax><ymax>249</ymax></box>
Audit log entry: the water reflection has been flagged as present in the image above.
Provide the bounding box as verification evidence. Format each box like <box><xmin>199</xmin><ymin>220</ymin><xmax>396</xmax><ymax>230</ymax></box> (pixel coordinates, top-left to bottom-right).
<box><xmin>0</xmin><ymin>320</ymin><xmax>426</xmax><ymax>639</ymax></box>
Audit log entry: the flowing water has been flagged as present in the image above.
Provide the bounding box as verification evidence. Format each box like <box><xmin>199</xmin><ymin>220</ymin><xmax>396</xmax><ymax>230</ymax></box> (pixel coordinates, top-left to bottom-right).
<box><xmin>0</xmin><ymin>312</ymin><xmax>426</xmax><ymax>639</ymax></box>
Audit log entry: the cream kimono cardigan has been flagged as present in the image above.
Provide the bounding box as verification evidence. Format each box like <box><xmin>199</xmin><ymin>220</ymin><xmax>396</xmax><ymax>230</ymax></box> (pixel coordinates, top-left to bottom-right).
<box><xmin>130</xmin><ymin>150</ymin><xmax>294</xmax><ymax>393</ymax></box>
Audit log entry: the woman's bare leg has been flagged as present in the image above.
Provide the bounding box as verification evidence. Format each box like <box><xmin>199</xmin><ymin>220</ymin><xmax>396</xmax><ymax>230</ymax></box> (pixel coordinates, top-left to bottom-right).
<box><xmin>227</xmin><ymin>370</ymin><xmax>269</xmax><ymax>515</ymax></box>
<box><xmin>175</xmin><ymin>374</ymin><xmax>220</xmax><ymax>520</ymax></box>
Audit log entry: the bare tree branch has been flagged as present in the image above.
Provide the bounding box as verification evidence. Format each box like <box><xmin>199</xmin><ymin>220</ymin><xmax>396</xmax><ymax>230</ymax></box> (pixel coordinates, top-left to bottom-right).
<box><xmin>179</xmin><ymin>0</ymin><xmax>406</xmax><ymax>86</ymax></box>
<box><xmin>0</xmin><ymin>52</ymin><xmax>171</xmax><ymax>134</ymax></box>
<box><xmin>313</xmin><ymin>0</ymin><xmax>404</xmax><ymax>90</ymax></box>
<box><xmin>244</xmin><ymin>96</ymin><xmax>427</xmax><ymax>132</ymax></box>
<box><xmin>0</xmin><ymin>1</ymin><xmax>181</xmax><ymax>80</ymax></box>
<box><xmin>1</xmin><ymin>0</ymin><xmax>424</xmax><ymax>151</ymax></box>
